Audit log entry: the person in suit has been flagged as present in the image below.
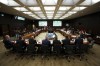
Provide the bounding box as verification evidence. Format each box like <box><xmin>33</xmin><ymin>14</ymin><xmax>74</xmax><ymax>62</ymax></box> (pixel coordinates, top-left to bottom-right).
<box><xmin>53</xmin><ymin>37</ymin><xmax>62</xmax><ymax>55</ymax></box>
<box><xmin>41</xmin><ymin>37</ymin><xmax>51</xmax><ymax>56</ymax></box>
<box><xmin>62</xmin><ymin>36</ymin><xmax>70</xmax><ymax>46</ymax></box>
<box><xmin>62</xmin><ymin>36</ymin><xmax>71</xmax><ymax>54</ymax></box>
<box><xmin>75</xmin><ymin>36</ymin><xmax>83</xmax><ymax>45</ymax></box>
<box><xmin>74</xmin><ymin>36</ymin><xmax>84</xmax><ymax>54</ymax></box>
<box><xmin>42</xmin><ymin>37</ymin><xmax>51</xmax><ymax>46</ymax></box>
<box><xmin>3</xmin><ymin>35</ymin><xmax>15</xmax><ymax>50</ymax></box>
<box><xmin>75</xmin><ymin>36</ymin><xmax>83</xmax><ymax>50</ymax></box>
<box><xmin>27</xmin><ymin>36</ymin><xmax>37</xmax><ymax>54</ymax></box>
<box><xmin>29</xmin><ymin>36</ymin><xmax>37</xmax><ymax>45</ymax></box>
<box><xmin>53</xmin><ymin>37</ymin><xmax>61</xmax><ymax>46</ymax></box>
<box><xmin>16</xmin><ymin>36</ymin><xmax>26</xmax><ymax>51</ymax></box>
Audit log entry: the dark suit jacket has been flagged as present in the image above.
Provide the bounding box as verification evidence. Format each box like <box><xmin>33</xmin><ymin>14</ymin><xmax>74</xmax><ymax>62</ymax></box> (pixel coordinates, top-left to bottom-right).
<box><xmin>75</xmin><ymin>38</ymin><xmax>83</xmax><ymax>46</ymax></box>
<box><xmin>3</xmin><ymin>39</ymin><xmax>13</xmax><ymax>49</ymax></box>
<box><xmin>62</xmin><ymin>38</ymin><xmax>70</xmax><ymax>46</ymax></box>
<box><xmin>29</xmin><ymin>38</ymin><xmax>37</xmax><ymax>45</ymax></box>
<box><xmin>53</xmin><ymin>40</ymin><xmax>61</xmax><ymax>46</ymax></box>
<box><xmin>42</xmin><ymin>39</ymin><xmax>51</xmax><ymax>46</ymax></box>
<box><xmin>53</xmin><ymin>40</ymin><xmax>62</xmax><ymax>51</ymax></box>
<box><xmin>16</xmin><ymin>39</ymin><xmax>26</xmax><ymax>49</ymax></box>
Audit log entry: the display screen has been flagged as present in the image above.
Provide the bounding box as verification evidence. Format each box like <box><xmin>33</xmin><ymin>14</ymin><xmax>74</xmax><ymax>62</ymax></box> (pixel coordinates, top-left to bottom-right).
<box><xmin>53</xmin><ymin>21</ymin><xmax>62</xmax><ymax>26</ymax></box>
<box><xmin>15</xmin><ymin>16</ymin><xmax>25</xmax><ymax>20</ymax></box>
<box><xmin>39</xmin><ymin>21</ymin><xmax>47</xmax><ymax>26</ymax></box>
<box><xmin>47</xmin><ymin>33</ymin><xmax>56</xmax><ymax>38</ymax></box>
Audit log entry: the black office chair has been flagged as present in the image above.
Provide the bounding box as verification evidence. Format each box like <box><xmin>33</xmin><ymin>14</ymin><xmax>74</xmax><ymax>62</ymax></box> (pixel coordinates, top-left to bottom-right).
<box><xmin>75</xmin><ymin>44</ymin><xmax>88</xmax><ymax>61</ymax></box>
<box><xmin>14</xmin><ymin>44</ymin><xmax>26</xmax><ymax>60</ymax></box>
<box><xmin>41</xmin><ymin>45</ymin><xmax>50</xmax><ymax>60</ymax></box>
<box><xmin>64</xmin><ymin>45</ymin><xmax>75</xmax><ymax>62</ymax></box>
<box><xmin>53</xmin><ymin>44</ymin><xmax>62</xmax><ymax>59</ymax></box>
<box><xmin>88</xmin><ymin>40</ymin><xmax>95</xmax><ymax>54</ymax></box>
<box><xmin>89</xmin><ymin>40</ymin><xmax>95</xmax><ymax>49</ymax></box>
<box><xmin>26</xmin><ymin>44</ymin><xmax>36</xmax><ymax>60</ymax></box>
<box><xmin>3</xmin><ymin>41</ymin><xmax>15</xmax><ymax>56</ymax></box>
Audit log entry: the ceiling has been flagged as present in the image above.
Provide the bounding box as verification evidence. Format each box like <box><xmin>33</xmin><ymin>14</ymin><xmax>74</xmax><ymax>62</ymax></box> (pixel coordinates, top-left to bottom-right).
<box><xmin>0</xmin><ymin>0</ymin><xmax>100</xmax><ymax>20</ymax></box>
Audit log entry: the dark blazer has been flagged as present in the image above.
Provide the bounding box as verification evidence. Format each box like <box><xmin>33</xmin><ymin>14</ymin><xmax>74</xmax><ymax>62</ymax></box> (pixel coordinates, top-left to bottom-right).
<box><xmin>53</xmin><ymin>40</ymin><xmax>61</xmax><ymax>46</ymax></box>
<box><xmin>62</xmin><ymin>38</ymin><xmax>70</xmax><ymax>46</ymax></box>
<box><xmin>3</xmin><ymin>39</ymin><xmax>14</xmax><ymax>49</ymax></box>
<box><xmin>16</xmin><ymin>39</ymin><xmax>26</xmax><ymax>49</ymax></box>
<box><xmin>42</xmin><ymin>39</ymin><xmax>51</xmax><ymax>46</ymax></box>
<box><xmin>29</xmin><ymin>38</ymin><xmax>37</xmax><ymax>45</ymax></box>
<box><xmin>75</xmin><ymin>37</ymin><xmax>83</xmax><ymax>46</ymax></box>
<box><xmin>53</xmin><ymin>40</ymin><xmax>62</xmax><ymax>51</ymax></box>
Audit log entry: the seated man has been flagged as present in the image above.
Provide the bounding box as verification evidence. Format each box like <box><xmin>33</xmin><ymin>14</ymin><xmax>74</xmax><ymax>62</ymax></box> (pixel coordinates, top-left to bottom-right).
<box><xmin>62</xmin><ymin>36</ymin><xmax>70</xmax><ymax>46</ymax></box>
<box><xmin>29</xmin><ymin>36</ymin><xmax>37</xmax><ymax>45</ymax></box>
<box><xmin>75</xmin><ymin>36</ymin><xmax>83</xmax><ymax>48</ymax></box>
<box><xmin>27</xmin><ymin>36</ymin><xmax>37</xmax><ymax>54</ymax></box>
<box><xmin>53</xmin><ymin>37</ymin><xmax>62</xmax><ymax>55</ymax></box>
<box><xmin>53</xmin><ymin>37</ymin><xmax>61</xmax><ymax>46</ymax></box>
<box><xmin>42</xmin><ymin>37</ymin><xmax>51</xmax><ymax>46</ymax></box>
<box><xmin>3</xmin><ymin>35</ymin><xmax>15</xmax><ymax>50</ymax></box>
<box><xmin>16</xmin><ymin>36</ymin><xmax>26</xmax><ymax>51</ymax></box>
<box><xmin>41</xmin><ymin>37</ymin><xmax>51</xmax><ymax>56</ymax></box>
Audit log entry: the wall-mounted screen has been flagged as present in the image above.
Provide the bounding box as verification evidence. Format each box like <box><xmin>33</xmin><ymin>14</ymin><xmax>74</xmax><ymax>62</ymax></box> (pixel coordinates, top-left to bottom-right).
<box><xmin>15</xmin><ymin>16</ymin><xmax>25</xmax><ymax>20</ymax></box>
<box><xmin>53</xmin><ymin>21</ymin><xmax>62</xmax><ymax>26</ymax></box>
<box><xmin>39</xmin><ymin>21</ymin><xmax>47</xmax><ymax>26</ymax></box>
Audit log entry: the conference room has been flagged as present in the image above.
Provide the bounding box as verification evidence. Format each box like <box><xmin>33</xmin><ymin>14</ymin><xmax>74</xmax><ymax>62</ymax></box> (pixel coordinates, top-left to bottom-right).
<box><xmin>0</xmin><ymin>0</ymin><xmax>100</xmax><ymax>66</ymax></box>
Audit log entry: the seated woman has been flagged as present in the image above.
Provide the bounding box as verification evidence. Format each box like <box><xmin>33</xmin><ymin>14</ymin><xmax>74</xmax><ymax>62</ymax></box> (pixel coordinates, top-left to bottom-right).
<box><xmin>3</xmin><ymin>35</ymin><xmax>15</xmax><ymax>50</ymax></box>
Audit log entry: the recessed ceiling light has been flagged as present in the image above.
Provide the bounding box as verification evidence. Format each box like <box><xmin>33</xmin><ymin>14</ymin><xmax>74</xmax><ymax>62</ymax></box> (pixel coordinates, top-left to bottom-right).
<box><xmin>42</xmin><ymin>0</ymin><xmax>58</xmax><ymax>5</ymax></box>
<box><xmin>0</xmin><ymin>0</ymin><xmax>20</xmax><ymax>6</ymax></box>
<box><xmin>59</xmin><ymin>7</ymin><xmax>70</xmax><ymax>10</ymax></box>
<box><xmin>23</xmin><ymin>12</ymin><xmax>33</xmax><ymax>14</ymax></box>
<box><xmin>29</xmin><ymin>7</ymin><xmax>41</xmax><ymax>11</ymax></box>
<box><xmin>14</xmin><ymin>7</ymin><xmax>28</xmax><ymax>11</ymax></box>
<box><xmin>44</xmin><ymin>6</ymin><xmax>55</xmax><ymax>10</ymax></box>
<box><xmin>72</xmin><ymin>7</ymin><xmax>87</xmax><ymax>11</ymax></box>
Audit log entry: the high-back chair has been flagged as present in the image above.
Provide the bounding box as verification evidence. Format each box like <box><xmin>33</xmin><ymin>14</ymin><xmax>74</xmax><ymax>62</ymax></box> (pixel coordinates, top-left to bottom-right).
<box><xmin>75</xmin><ymin>44</ymin><xmax>88</xmax><ymax>61</ymax></box>
<box><xmin>41</xmin><ymin>45</ymin><xmax>50</xmax><ymax>59</ymax></box>
<box><xmin>26</xmin><ymin>44</ymin><xmax>36</xmax><ymax>59</ymax></box>
<box><xmin>53</xmin><ymin>44</ymin><xmax>62</xmax><ymax>58</ymax></box>
<box><xmin>64</xmin><ymin>44</ymin><xmax>75</xmax><ymax>62</ymax></box>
